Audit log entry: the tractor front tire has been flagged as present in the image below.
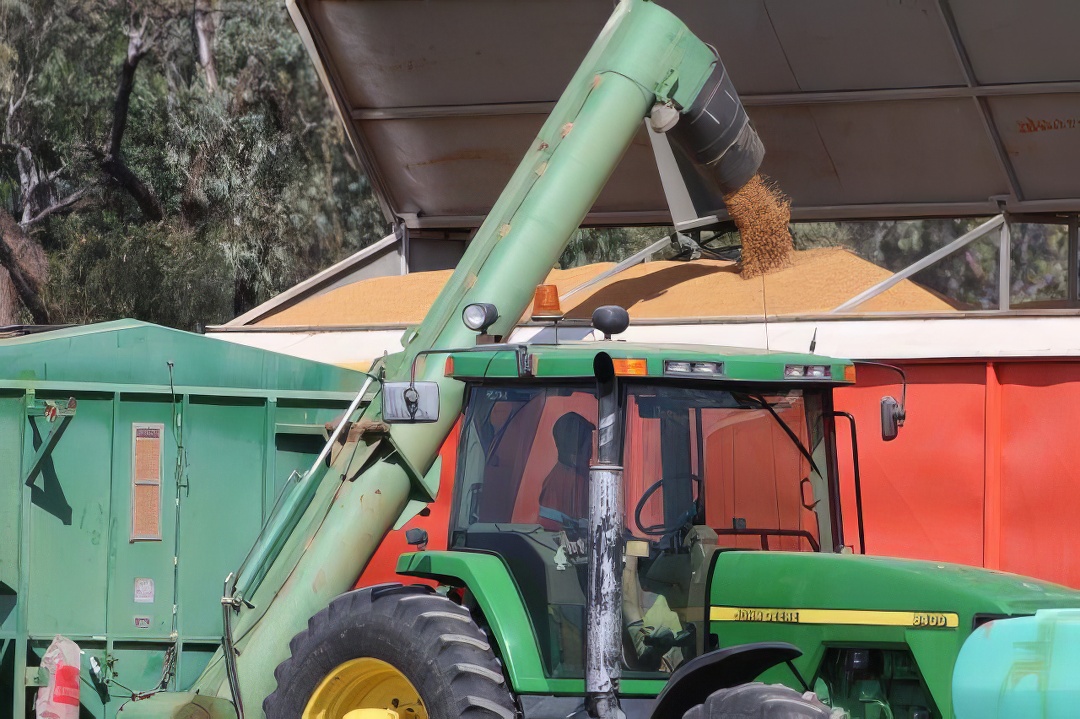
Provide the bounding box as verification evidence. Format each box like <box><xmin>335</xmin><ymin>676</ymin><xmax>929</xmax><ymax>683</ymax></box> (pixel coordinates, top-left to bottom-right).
<box><xmin>683</xmin><ymin>683</ymin><xmax>835</xmax><ymax>719</ymax></box>
<box><xmin>264</xmin><ymin>585</ymin><xmax>518</xmax><ymax>719</ymax></box>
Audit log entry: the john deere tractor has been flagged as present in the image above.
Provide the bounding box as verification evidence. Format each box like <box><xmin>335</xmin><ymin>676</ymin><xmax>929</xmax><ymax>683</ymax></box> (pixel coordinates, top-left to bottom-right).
<box><xmin>121</xmin><ymin>1</ymin><xmax>1080</xmax><ymax>718</ymax></box>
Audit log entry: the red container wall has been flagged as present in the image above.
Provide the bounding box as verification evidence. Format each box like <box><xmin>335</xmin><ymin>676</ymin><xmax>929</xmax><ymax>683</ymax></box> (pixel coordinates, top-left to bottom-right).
<box><xmin>835</xmin><ymin>359</ymin><xmax>1080</xmax><ymax>588</ymax></box>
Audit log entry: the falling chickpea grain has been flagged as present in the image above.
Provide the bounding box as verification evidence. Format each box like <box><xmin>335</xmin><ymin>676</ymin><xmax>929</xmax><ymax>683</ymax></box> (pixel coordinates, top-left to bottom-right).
<box><xmin>724</xmin><ymin>174</ymin><xmax>794</xmax><ymax>280</ymax></box>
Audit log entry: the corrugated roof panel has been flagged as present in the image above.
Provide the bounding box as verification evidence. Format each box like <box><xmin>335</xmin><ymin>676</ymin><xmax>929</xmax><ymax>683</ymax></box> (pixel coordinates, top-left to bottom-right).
<box><xmin>761</xmin><ymin>0</ymin><xmax>965</xmax><ymax>91</ymax></box>
<box><xmin>360</xmin><ymin>116</ymin><xmax>667</xmax><ymax>223</ymax></box>
<box><xmin>988</xmin><ymin>94</ymin><xmax>1080</xmax><ymax>201</ymax></box>
<box><xmin>290</xmin><ymin>0</ymin><xmax>1080</xmax><ymax>227</ymax></box>
<box><xmin>309</xmin><ymin>0</ymin><xmax>608</xmax><ymax>109</ymax></box>
<box><xmin>950</xmin><ymin>0</ymin><xmax>1080</xmax><ymax>85</ymax></box>
<box><xmin>759</xmin><ymin>99</ymin><xmax>1009</xmax><ymax>206</ymax></box>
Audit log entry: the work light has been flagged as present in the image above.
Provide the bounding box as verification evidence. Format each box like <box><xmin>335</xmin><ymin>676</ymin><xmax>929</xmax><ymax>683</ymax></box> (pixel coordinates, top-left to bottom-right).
<box><xmin>462</xmin><ymin>303</ymin><xmax>499</xmax><ymax>333</ymax></box>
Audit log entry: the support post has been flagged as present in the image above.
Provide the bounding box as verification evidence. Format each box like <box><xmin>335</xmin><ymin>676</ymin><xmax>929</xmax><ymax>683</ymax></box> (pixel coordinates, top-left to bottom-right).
<box><xmin>998</xmin><ymin>219</ymin><xmax>1011</xmax><ymax>311</ymax></box>
<box><xmin>1068</xmin><ymin>215</ymin><xmax>1078</xmax><ymax>308</ymax></box>
<box><xmin>587</xmin><ymin>353</ymin><xmax>623</xmax><ymax>719</ymax></box>
<box><xmin>983</xmin><ymin>362</ymin><xmax>1002</xmax><ymax>570</ymax></box>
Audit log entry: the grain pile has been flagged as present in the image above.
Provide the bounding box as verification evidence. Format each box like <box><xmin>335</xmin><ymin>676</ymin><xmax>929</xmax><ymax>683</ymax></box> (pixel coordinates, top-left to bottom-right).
<box><xmin>260</xmin><ymin>264</ymin><xmax>614</xmax><ymax>327</ymax></box>
<box><xmin>559</xmin><ymin>248</ymin><xmax>955</xmax><ymax>318</ymax></box>
<box><xmin>255</xmin><ymin>247</ymin><xmax>955</xmax><ymax>328</ymax></box>
<box><xmin>724</xmin><ymin>173</ymin><xmax>794</xmax><ymax>279</ymax></box>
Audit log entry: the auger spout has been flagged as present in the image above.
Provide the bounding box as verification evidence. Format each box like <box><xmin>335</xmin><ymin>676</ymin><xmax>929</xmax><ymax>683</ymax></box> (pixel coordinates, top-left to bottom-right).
<box><xmin>121</xmin><ymin>2</ymin><xmax>765</xmax><ymax>716</ymax></box>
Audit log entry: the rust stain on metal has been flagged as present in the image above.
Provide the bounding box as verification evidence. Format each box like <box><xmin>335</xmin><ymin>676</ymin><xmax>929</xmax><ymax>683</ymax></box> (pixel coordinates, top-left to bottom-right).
<box><xmin>592</xmin><ymin>74</ymin><xmax>603</xmax><ymax>89</ymax></box>
<box><xmin>405</xmin><ymin>149</ymin><xmax>513</xmax><ymax>170</ymax></box>
<box><xmin>538</xmin><ymin>141</ymin><xmax>549</xmax><ymax>151</ymax></box>
<box><xmin>1017</xmin><ymin>116</ymin><xmax>1080</xmax><ymax>134</ymax></box>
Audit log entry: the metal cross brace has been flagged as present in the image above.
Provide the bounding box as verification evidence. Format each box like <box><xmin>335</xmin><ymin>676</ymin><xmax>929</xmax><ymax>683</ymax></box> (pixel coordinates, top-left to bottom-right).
<box><xmin>23</xmin><ymin>395</ymin><xmax>78</xmax><ymax>486</ymax></box>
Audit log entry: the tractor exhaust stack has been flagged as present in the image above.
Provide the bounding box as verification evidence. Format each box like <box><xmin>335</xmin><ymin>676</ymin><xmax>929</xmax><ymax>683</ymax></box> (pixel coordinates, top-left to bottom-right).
<box><xmin>587</xmin><ymin>352</ymin><xmax>624</xmax><ymax>719</ymax></box>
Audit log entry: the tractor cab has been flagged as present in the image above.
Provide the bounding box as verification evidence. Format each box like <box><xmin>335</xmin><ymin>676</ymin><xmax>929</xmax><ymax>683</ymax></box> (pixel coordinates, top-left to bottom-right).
<box><xmin>439</xmin><ymin>332</ymin><xmax>856</xmax><ymax>681</ymax></box>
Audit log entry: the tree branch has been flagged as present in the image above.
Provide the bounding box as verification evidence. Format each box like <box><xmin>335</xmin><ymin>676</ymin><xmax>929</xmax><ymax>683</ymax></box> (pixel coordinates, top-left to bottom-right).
<box><xmin>21</xmin><ymin>188</ymin><xmax>89</xmax><ymax>228</ymax></box>
<box><xmin>102</xmin><ymin>157</ymin><xmax>163</xmax><ymax>221</ymax></box>
<box><xmin>102</xmin><ymin>12</ymin><xmax>164</xmax><ymax>221</ymax></box>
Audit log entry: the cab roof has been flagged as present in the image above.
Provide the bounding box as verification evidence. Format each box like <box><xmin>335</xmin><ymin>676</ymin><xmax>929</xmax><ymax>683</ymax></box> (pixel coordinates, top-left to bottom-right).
<box><xmin>446</xmin><ymin>341</ymin><xmax>854</xmax><ymax>384</ymax></box>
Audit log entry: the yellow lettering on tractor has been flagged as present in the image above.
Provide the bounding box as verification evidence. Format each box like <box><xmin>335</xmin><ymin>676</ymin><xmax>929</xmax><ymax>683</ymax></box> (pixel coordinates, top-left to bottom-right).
<box><xmin>711</xmin><ymin>606</ymin><xmax>959</xmax><ymax>629</ymax></box>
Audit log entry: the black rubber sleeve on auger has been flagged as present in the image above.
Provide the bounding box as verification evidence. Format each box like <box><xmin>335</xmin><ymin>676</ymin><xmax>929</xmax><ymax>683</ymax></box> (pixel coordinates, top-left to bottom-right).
<box><xmin>681</xmin><ymin>683</ymin><xmax>833</xmax><ymax>719</ymax></box>
<box><xmin>263</xmin><ymin>584</ymin><xmax>518</xmax><ymax>719</ymax></box>
<box><xmin>668</xmin><ymin>60</ymin><xmax>764</xmax><ymax>197</ymax></box>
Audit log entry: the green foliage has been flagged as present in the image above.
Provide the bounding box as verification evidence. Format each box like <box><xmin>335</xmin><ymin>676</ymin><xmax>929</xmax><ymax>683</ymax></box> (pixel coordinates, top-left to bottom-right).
<box><xmin>2</xmin><ymin>0</ymin><xmax>386</xmax><ymax>329</ymax></box>
<box><xmin>791</xmin><ymin>219</ymin><xmax>1071</xmax><ymax>310</ymax></box>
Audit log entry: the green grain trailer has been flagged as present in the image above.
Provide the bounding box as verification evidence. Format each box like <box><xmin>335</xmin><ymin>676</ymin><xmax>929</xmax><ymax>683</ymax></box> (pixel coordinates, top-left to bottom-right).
<box><xmin>0</xmin><ymin>320</ymin><xmax>367</xmax><ymax>718</ymax></box>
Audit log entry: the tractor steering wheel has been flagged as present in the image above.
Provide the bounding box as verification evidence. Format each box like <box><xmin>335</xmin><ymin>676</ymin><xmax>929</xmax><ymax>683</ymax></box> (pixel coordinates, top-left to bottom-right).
<box><xmin>633</xmin><ymin>474</ymin><xmax>701</xmax><ymax>536</ymax></box>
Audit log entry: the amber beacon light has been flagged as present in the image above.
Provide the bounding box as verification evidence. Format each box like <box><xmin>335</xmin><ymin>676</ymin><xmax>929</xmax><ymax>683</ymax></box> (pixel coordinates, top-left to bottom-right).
<box><xmin>531</xmin><ymin>284</ymin><xmax>564</xmax><ymax>322</ymax></box>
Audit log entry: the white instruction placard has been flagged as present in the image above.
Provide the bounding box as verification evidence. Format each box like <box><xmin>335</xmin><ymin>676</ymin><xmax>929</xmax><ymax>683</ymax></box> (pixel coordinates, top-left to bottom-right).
<box><xmin>134</xmin><ymin>577</ymin><xmax>155</xmax><ymax>603</ymax></box>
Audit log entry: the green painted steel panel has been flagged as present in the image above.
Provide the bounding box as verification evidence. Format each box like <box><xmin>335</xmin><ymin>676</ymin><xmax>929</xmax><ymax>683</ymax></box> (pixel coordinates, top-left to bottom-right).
<box><xmin>0</xmin><ymin>320</ymin><xmax>364</xmax><ymax>394</ymax></box>
<box><xmin>705</xmin><ymin>551</ymin><xmax>1080</xmax><ymax>716</ymax></box>
<box><xmin>178</xmin><ymin>399</ymin><xmax>268</xmax><ymax>639</ymax></box>
<box><xmin>108</xmin><ymin>399</ymin><xmax>178</xmax><ymax>638</ymax></box>
<box><xmin>26</xmin><ymin>395</ymin><xmax>113</xmax><ymax>638</ymax></box>
<box><xmin>0</xmin><ymin>396</ymin><xmax>22</xmax><ymax>594</ymax></box>
<box><xmin>109</xmin><ymin>642</ymin><xmax>173</xmax><ymax>702</ymax></box>
<box><xmin>2</xmin><ymin>321</ymin><xmax>370</xmax><ymax>718</ymax></box>
<box><xmin>270</xmin><ymin>403</ymin><xmax>349</xmax><ymax>508</ymax></box>
<box><xmin>178</xmin><ymin>643</ymin><xmax>219</xmax><ymax>692</ymax></box>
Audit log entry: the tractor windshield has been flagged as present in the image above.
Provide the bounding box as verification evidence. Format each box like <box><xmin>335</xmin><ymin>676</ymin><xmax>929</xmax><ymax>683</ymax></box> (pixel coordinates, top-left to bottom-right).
<box><xmin>624</xmin><ymin>385</ymin><xmax>831</xmax><ymax>552</ymax></box>
<box><xmin>451</xmin><ymin>381</ymin><xmax>835</xmax><ymax>680</ymax></box>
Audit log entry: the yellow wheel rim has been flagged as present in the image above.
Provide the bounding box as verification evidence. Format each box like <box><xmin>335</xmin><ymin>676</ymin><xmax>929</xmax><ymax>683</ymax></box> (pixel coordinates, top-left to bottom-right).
<box><xmin>302</xmin><ymin>657</ymin><xmax>427</xmax><ymax>719</ymax></box>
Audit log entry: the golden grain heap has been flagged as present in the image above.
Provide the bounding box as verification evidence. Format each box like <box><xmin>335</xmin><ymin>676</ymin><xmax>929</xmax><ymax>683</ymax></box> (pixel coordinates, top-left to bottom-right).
<box><xmin>724</xmin><ymin>174</ymin><xmax>794</xmax><ymax>279</ymax></box>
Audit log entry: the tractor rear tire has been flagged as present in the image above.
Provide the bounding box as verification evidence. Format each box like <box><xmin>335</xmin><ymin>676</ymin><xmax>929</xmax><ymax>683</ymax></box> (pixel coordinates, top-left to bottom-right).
<box><xmin>682</xmin><ymin>682</ymin><xmax>835</xmax><ymax>719</ymax></box>
<box><xmin>263</xmin><ymin>585</ymin><xmax>518</xmax><ymax>719</ymax></box>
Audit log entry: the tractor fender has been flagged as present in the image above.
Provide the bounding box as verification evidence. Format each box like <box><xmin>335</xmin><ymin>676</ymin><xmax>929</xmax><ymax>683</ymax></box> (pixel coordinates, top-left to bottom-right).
<box><xmin>649</xmin><ymin>642</ymin><xmax>803</xmax><ymax>719</ymax></box>
<box><xmin>396</xmin><ymin>549</ymin><xmax>554</xmax><ymax>693</ymax></box>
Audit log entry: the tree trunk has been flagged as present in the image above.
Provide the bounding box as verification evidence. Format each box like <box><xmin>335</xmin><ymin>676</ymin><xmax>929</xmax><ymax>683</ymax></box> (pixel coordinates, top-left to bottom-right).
<box><xmin>193</xmin><ymin>0</ymin><xmax>219</xmax><ymax>92</ymax></box>
<box><xmin>0</xmin><ymin>270</ymin><xmax>21</xmax><ymax>326</ymax></box>
<box><xmin>102</xmin><ymin>20</ymin><xmax>164</xmax><ymax>222</ymax></box>
<box><xmin>0</xmin><ymin>209</ymin><xmax>50</xmax><ymax>324</ymax></box>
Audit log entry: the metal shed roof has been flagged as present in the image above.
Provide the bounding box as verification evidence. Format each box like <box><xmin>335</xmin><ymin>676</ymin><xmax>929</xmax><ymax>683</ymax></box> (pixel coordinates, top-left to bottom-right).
<box><xmin>0</xmin><ymin>320</ymin><xmax>364</xmax><ymax>393</ymax></box>
<box><xmin>289</xmin><ymin>0</ymin><xmax>1080</xmax><ymax>229</ymax></box>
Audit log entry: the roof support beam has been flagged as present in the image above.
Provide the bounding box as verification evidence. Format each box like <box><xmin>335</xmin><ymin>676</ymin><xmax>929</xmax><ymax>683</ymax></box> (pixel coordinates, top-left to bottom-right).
<box><xmin>348</xmin><ymin>81</ymin><xmax>1080</xmax><ymax>121</ymax></box>
<box><xmin>830</xmin><ymin>215</ymin><xmax>1005</xmax><ymax>313</ymax></box>
<box><xmin>935</xmin><ymin>0</ymin><xmax>1025</xmax><ymax>203</ymax></box>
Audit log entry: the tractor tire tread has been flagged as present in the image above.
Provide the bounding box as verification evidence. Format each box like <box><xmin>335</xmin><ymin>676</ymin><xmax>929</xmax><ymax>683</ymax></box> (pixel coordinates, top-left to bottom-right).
<box><xmin>264</xmin><ymin>585</ymin><xmax>517</xmax><ymax>719</ymax></box>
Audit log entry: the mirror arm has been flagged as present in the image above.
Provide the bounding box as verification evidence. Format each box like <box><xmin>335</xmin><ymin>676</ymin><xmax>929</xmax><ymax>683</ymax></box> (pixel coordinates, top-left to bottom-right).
<box><xmin>853</xmin><ymin>360</ymin><xmax>907</xmax><ymax>424</ymax></box>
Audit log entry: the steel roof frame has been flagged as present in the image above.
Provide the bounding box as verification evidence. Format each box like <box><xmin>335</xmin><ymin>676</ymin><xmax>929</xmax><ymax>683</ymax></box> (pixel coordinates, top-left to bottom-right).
<box><xmin>293</xmin><ymin>0</ymin><xmax>1080</xmax><ymax>230</ymax></box>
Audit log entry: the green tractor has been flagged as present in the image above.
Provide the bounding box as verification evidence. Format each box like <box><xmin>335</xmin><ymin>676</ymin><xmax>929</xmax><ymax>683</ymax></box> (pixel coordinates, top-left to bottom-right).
<box><xmin>261</xmin><ymin>313</ymin><xmax>1080</xmax><ymax>719</ymax></box>
<box><xmin>120</xmin><ymin>0</ymin><xmax>1080</xmax><ymax>717</ymax></box>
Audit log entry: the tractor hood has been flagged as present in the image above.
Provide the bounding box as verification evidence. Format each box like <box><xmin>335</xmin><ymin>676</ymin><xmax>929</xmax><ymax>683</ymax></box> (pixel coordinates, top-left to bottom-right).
<box><xmin>709</xmin><ymin>552</ymin><xmax>1080</xmax><ymax>621</ymax></box>
<box><xmin>287</xmin><ymin>0</ymin><xmax>1080</xmax><ymax>230</ymax></box>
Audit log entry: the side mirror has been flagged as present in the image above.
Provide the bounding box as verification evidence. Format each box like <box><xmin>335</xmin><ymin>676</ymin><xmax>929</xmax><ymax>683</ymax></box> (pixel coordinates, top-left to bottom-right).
<box><xmin>880</xmin><ymin>396</ymin><xmax>902</xmax><ymax>442</ymax></box>
<box><xmin>383</xmin><ymin>382</ymin><xmax>440</xmax><ymax>423</ymax></box>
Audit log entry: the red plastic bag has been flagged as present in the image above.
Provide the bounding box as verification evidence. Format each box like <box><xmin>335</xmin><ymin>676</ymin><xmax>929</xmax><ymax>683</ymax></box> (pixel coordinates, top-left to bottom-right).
<box><xmin>36</xmin><ymin>635</ymin><xmax>80</xmax><ymax>719</ymax></box>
